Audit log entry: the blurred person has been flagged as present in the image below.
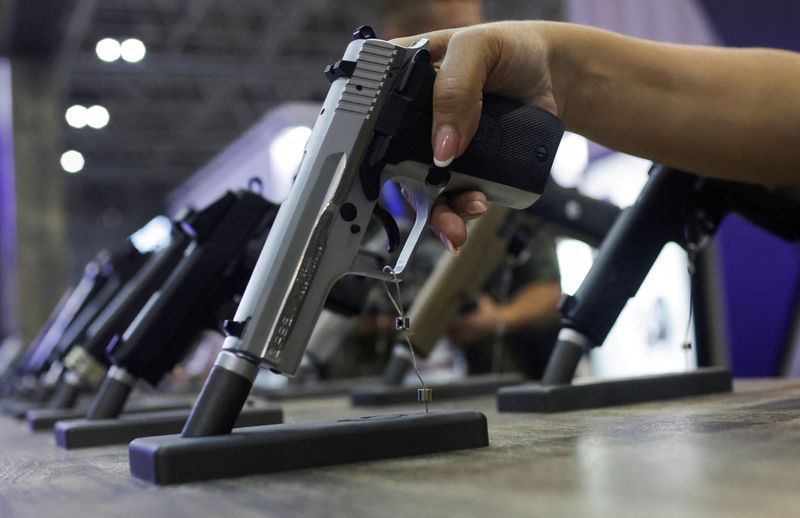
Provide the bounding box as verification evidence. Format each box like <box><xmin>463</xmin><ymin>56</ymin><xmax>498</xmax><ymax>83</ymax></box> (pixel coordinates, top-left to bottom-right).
<box><xmin>386</xmin><ymin>22</ymin><xmax>800</xmax><ymax>247</ymax></box>
<box><xmin>376</xmin><ymin>0</ymin><xmax>484</xmax><ymax>38</ymax></box>
<box><xmin>446</xmin><ymin>218</ymin><xmax>562</xmax><ymax>378</ymax></box>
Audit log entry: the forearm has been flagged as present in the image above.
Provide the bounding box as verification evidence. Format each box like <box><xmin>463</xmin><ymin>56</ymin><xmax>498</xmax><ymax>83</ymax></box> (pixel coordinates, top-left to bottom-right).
<box><xmin>398</xmin><ymin>21</ymin><xmax>800</xmax><ymax>245</ymax></box>
<box><xmin>545</xmin><ymin>23</ymin><xmax>800</xmax><ymax>185</ymax></box>
<box><xmin>498</xmin><ymin>281</ymin><xmax>561</xmax><ymax>330</ymax></box>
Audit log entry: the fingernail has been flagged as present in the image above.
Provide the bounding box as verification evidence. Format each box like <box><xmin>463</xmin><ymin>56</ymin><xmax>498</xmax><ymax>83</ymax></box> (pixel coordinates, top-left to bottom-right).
<box><xmin>466</xmin><ymin>200</ymin><xmax>488</xmax><ymax>215</ymax></box>
<box><xmin>433</xmin><ymin>125</ymin><xmax>458</xmax><ymax>168</ymax></box>
<box><xmin>439</xmin><ymin>231</ymin><xmax>461</xmax><ymax>256</ymax></box>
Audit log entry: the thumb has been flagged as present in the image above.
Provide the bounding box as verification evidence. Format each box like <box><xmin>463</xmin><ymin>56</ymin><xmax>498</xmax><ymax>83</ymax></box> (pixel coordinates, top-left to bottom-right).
<box><xmin>431</xmin><ymin>29</ymin><xmax>497</xmax><ymax>167</ymax></box>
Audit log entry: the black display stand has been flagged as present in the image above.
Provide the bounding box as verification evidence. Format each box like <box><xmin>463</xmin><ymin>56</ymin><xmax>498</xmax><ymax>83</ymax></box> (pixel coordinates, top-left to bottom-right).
<box><xmin>351</xmin><ymin>373</ymin><xmax>522</xmax><ymax>406</ymax></box>
<box><xmin>3</xmin><ymin>399</ymin><xmax>63</xmax><ymax>419</ymax></box>
<box><xmin>26</xmin><ymin>395</ymin><xmax>195</xmax><ymax>431</ymax></box>
<box><xmin>2</xmin><ymin>394</ymin><xmax>93</xmax><ymax>419</ymax></box>
<box><xmin>497</xmin><ymin>367</ymin><xmax>732</xmax><ymax>412</ymax></box>
<box><xmin>130</xmin><ymin>410</ymin><xmax>488</xmax><ymax>485</ymax></box>
<box><xmin>56</xmin><ymin>400</ymin><xmax>282</xmax><ymax>449</ymax></box>
<box><xmin>496</xmin><ymin>165</ymin><xmax>799</xmax><ymax>413</ymax></box>
<box><xmin>255</xmin><ymin>376</ymin><xmax>381</xmax><ymax>401</ymax></box>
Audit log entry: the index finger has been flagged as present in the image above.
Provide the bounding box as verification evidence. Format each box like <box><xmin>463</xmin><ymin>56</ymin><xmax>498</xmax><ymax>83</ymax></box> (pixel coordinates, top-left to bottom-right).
<box><xmin>391</xmin><ymin>29</ymin><xmax>457</xmax><ymax>62</ymax></box>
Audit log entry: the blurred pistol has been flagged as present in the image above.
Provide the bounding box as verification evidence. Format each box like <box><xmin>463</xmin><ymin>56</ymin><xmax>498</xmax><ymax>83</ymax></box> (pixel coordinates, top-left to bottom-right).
<box><xmin>85</xmin><ymin>189</ymin><xmax>277</xmax><ymax>419</ymax></box>
<box><xmin>183</xmin><ymin>26</ymin><xmax>564</xmax><ymax>436</ymax></box>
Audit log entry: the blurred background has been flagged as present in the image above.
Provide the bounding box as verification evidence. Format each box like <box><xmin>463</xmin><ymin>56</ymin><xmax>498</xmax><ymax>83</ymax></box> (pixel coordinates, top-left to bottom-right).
<box><xmin>1</xmin><ymin>0</ymin><xmax>798</xmax><ymax>379</ymax></box>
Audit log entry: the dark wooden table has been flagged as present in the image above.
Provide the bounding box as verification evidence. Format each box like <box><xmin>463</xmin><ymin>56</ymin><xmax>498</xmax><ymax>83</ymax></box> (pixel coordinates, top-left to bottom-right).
<box><xmin>1</xmin><ymin>379</ymin><xmax>799</xmax><ymax>517</ymax></box>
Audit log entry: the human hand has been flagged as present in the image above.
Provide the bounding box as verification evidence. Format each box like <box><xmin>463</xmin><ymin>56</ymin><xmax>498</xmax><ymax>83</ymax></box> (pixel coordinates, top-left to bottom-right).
<box><xmin>394</xmin><ymin>21</ymin><xmax>563</xmax><ymax>250</ymax></box>
<box><xmin>448</xmin><ymin>294</ymin><xmax>506</xmax><ymax>345</ymax></box>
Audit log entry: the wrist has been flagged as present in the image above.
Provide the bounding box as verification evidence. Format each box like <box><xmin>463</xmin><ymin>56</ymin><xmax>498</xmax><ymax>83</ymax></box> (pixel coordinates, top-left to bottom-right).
<box><xmin>538</xmin><ymin>22</ymin><xmax>609</xmax><ymax>129</ymax></box>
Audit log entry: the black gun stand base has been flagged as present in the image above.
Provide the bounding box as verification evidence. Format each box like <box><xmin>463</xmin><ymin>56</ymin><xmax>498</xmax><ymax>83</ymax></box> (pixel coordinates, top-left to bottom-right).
<box><xmin>352</xmin><ymin>373</ymin><xmax>523</xmax><ymax>406</ymax></box>
<box><xmin>54</xmin><ymin>398</ymin><xmax>283</xmax><ymax>449</ymax></box>
<box><xmin>27</xmin><ymin>396</ymin><xmax>193</xmax><ymax>431</ymax></box>
<box><xmin>130</xmin><ymin>410</ymin><xmax>488</xmax><ymax>485</ymax></box>
<box><xmin>129</xmin><ymin>362</ymin><xmax>488</xmax><ymax>484</ymax></box>
<box><xmin>255</xmin><ymin>376</ymin><xmax>381</xmax><ymax>401</ymax></box>
<box><xmin>498</xmin><ymin>358</ymin><xmax>732</xmax><ymax>413</ymax></box>
<box><xmin>498</xmin><ymin>165</ymin><xmax>759</xmax><ymax>412</ymax></box>
<box><xmin>350</xmin><ymin>345</ymin><xmax>523</xmax><ymax>406</ymax></box>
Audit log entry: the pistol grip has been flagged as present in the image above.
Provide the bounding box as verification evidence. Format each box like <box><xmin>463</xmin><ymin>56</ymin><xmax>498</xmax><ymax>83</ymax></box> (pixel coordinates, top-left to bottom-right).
<box><xmin>451</xmin><ymin>96</ymin><xmax>564</xmax><ymax>208</ymax></box>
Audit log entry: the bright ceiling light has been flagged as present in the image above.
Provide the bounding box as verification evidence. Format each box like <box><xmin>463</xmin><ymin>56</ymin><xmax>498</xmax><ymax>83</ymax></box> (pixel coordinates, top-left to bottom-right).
<box><xmin>60</xmin><ymin>150</ymin><xmax>85</xmax><ymax>174</ymax></box>
<box><xmin>86</xmin><ymin>105</ymin><xmax>110</xmax><ymax>129</ymax></box>
<box><xmin>96</xmin><ymin>38</ymin><xmax>121</xmax><ymax>62</ymax></box>
<box><xmin>120</xmin><ymin>38</ymin><xmax>146</xmax><ymax>63</ymax></box>
<box><xmin>65</xmin><ymin>105</ymin><xmax>88</xmax><ymax>128</ymax></box>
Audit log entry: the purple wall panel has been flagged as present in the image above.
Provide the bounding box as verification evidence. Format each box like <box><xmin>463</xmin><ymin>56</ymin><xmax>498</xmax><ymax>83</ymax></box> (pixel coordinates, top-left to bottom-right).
<box><xmin>699</xmin><ymin>1</ymin><xmax>800</xmax><ymax>49</ymax></box>
<box><xmin>565</xmin><ymin>0</ymin><xmax>718</xmax><ymax>45</ymax></box>
<box><xmin>0</xmin><ymin>59</ymin><xmax>18</xmax><ymax>337</ymax></box>
<box><xmin>699</xmin><ymin>0</ymin><xmax>800</xmax><ymax>375</ymax></box>
<box><xmin>717</xmin><ymin>216</ymin><xmax>800</xmax><ymax>375</ymax></box>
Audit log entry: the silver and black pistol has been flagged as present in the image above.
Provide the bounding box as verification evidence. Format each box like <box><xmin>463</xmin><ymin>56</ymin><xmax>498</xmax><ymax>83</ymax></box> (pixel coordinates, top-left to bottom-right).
<box><xmin>182</xmin><ymin>26</ymin><xmax>564</xmax><ymax>436</ymax></box>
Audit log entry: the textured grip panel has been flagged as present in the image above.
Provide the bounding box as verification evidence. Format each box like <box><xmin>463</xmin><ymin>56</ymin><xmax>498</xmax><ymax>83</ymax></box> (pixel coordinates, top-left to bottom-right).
<box><xmin>369</xmin><ymin>55</ymin><xmax>565</xmax><ymax>203</ymax></box>
<box><xmin>453</xmin><ymin>95</ymin><xmax>563</xmax><ymax>196</ymax></box>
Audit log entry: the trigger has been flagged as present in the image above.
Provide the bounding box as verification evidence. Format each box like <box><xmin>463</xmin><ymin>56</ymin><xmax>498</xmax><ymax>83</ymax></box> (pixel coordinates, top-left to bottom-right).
<box><xmin>371</xmin><ymin>205</ymin><xmax>401</xmax><ymax>253</ymax></box>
